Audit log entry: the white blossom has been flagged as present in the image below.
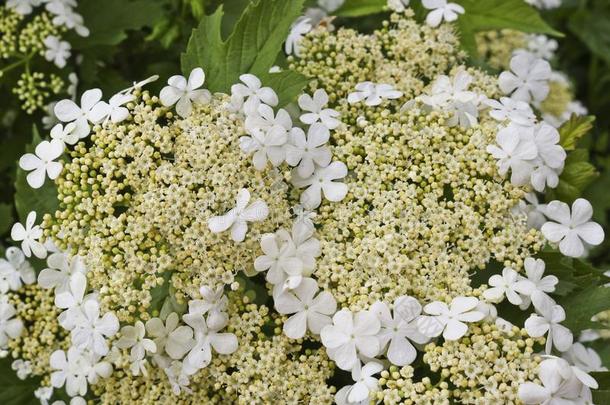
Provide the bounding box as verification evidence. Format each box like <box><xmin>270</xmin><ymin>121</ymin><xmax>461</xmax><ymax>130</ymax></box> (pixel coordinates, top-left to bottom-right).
<box><xmin>388</xmin><ymin>0</ymin><xmax>410</xmax><ymax>12</ymax></box>
<box><xmin>417</xmin><ymin>296</ymin><xmax>485</xmax><ymax>341</ymax></box>
<box><xmin>0</xmin><ymin>297</ymin><xmax>23</xmax><ymax>348</ymax></box>
<box><xmin>298</xmin><ymin>89</ymin><xmax>341</xmax><ymax>129</ymax></box>
<box><xmin>46</xmin><ymin>2</ymin><xmax>89</xmax><ymax>37</ymax></box>
<box><xmin>18</xmin><ymin>139</ymin><xmax>64</xmax><ymax>189</ymax></box>
<box><xmin>320</xmin><ymin>309</ymin><xmax>381</xmax><ymax>371</ymax></box>
<box><xmin>43</xmin><ymin>35</ymin><xmax>71</xmax><ymax>68</ymax></box>
<box><xmin>0</xmin><ymin>247</ymin><xmax>35</xmax><ymax>293</ymax></box>
<box><xmin>230</xmin><ymin>74</ymin><xmax>278</xmax><ymax>115</ymax></box>
<box><xmin>524</xmin><ymin>294</ymin><xmax>573</xmax><ymax>354</ymax></box>
<box><xmin>541</xmin><ymin>198</ymin><xmax>605</xmax><ymax>258</ymax></box>
<box><xmin>255</xmin><ymin>232</ymin><xmax>303</xmax><ymax>286</ymax></box>
<box><xmin>115</xmin><ymin>321</ymin><xmax>157</xmax><ymax>369</ymax></box>
<box><xmin>420</xmin><ymin>70</ymin><xmax>479</xmax><ymax>128</ymax></box>
<box><xmin>511</xmin><ymin>192</ymin><xmax>547</xmax><ymax>230</ymax></box>
<box><xmin>187</xmin><ymin>286</ymin><xmax>228</xmax><ymax>330</ymax></box>
<box><xmin>208</xmin><ymin>188</ymin><xmax>269</xmax><ymax>242</ymax></box>
<box><xmin>54</xmin><ymin>89</ymin><xmax>108</xmax><ymax>138</ymax></box>
<box><xmin>164</xmin><ymin>360</ymin><xmax>192</xmax><ymax>395</ymax></box>
<box><xmin>11</xmin><ymin>211</ymin><xmax>46</xmax><ymax>259</ymax></box>
<box><xmin>518</xmin><ymin>257</ymin><xmax>558</xmax><ymax>310</ymax></box>
<box><xmin>484</xmin><ymin>97</ymin><xmax>536</xmax><ymax>127</ymax></box>
<box><xmin>422</xmin><ymin>0</ymin><xmax>465</xmax><ymax>28</ymax></box>
<box><xmin>71</xmin><ymin>300</ymin><xmax>119</xmax><ymax>356</ymax></box>
<box><xmin>292</xmin><ymin>161</ymin><xmax>349</xmax><ymax>209</ymax></box>
<box><xmin>563</xmin><ymin>343</ymin><xmax>607</xmax><ymax>373</ymax></box>
<box><xmin>274</xmin><ymin>277</ymin><xmax>337</xmax><ymax>338</ymax></box>
<box><xmin>286</xmin><ymin>123</ymin><xmax>332</xmax><ymax>178</ymax></box>
<box><xmin>11</xmin><ymin>359</ymin><xmax>32</xmax><ymax>380</ymax></box>
<box><xmin>54</xmin><ymin>272</ymin><xmax>92</xmax><ymax>331</ymax></box>
<box><xmin>50</xmin><ymin>122</ymin><xmax>79</xmax><ymax>146</ymax></box>
<box><xmin>146</xmin><ymin>313</ymin><xmax>194</xmax><ymax>360</ymax></box>
<box><xmin>160</xmin><ymin>68</ymin><xmax>211</xmax><ymax>118</ymax></box>
<box><xmin>499</xmin><ymin>53</ymin><xmax>551</xmax><ymax>103</ymax></box>
<box><xmin>483</xmin><ymin>267</ymin><xmax>534</xmax><ymax>306</ymax></box>
<box><xmin>6</xmin><ymin>0</ymin><xmax>40</xmax><ymax>15</ymax></box>
<box><xmin>347</xmin><ymin>82</ymin><xmax>403</xmax><ymax>106</ymax></box>
<box><xmin>285</xmin><ymin>18</ymin><xmax>312</xmax><ymax>57</ymax></box>
<box><xmin>50</xmin><ymin>347</ymin><xmax>111</xmax><ymax>397</ymax></box>
<box><xmin>487</xmin><ymin>125</ymin><xmax>537</xmax><ymax>186</ymax></box>
<box><xmin>104</xmin><ymin>93</ymin><xmax>134</xmax><ymax>124</ymax></box>
<box><xmin>346</xmin><ymin>361</ymin><xmax>383</xmax><ymax>403</ymax></box>
<box><xmin>38</xmin><ymin>252</ymin><xmax>87</xmax><ymax>294</ymax></box>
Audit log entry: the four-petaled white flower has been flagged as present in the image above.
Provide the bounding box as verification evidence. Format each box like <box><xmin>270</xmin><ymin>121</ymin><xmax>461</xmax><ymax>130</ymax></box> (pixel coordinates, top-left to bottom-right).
<box><xmin>239</xmin><ymin>127</ymin><xmax>288</xmax><ymax>171</ymax></box>
<box><xmin>371</xmin><ymin>296</ymin><xmax>428</xmax><ymax>366</ymax></box>
<box><xmin>208</xmin><ymin>188</ymin><xmax>269</xmax><ymax>242</ymax></box>
<box><xmin>298</xmin><ymin>89</ymin><xmax>341</xmax><ymax>130</ymax></box>
<box><xmin>420</xmin><ymin>70</ymin><xmax>479</xmax><ymax>128</ymax></box>
<box><xmin>187</xmin><ymin>286</ymin><xmax>228</xmax><ymax>330</ymax></box>
<box><xmin>274</xmin><ymin>277</ymin><xmax>337</xmax><ymax>339</ymax></box>
<box><xmin>19</xmin><ymin>139</ymin><xmax>64</xmax><ymax>189</ymax></box>
<box><xmin>71</xmin><ymin>300</ymin><xmax>119</xmax><ymax>356</ymax></box>
<box><xmin>50</xmin><ymin>347</ymin><xmax>112</xmax><ymax>397</ymax></box>
<box><xmin>483</xmin><ymin>267</ymin><xmax>534</xmax><ymax>306</ymax></box>
<box><xmin>164</xmin><ymin>360</ymin><xmax>192</xmax><ymax>395</ymax></box>
<box><xmin>285</xmin><ymin>18</ymin><xmax>312</xmax><ymax>57</ymax></box>
<box><xmin>160</xmin><ymin>68</ymin><xmax>211</xmax><ymax>118</ymax></box>
<box><xmin>518</xmin><ymin>257</ymin><xmax>558</xmax><ymax>310</ymax></box>
<box><xmin>347</xmin><ymin>82</ymin><xmax>403</xmax><ymax>106</ymax></box>
<box><xmin>499</xmin><ymin>53</ymin><xmax>551</xmax><ymax>103</ymax></box>
<box><xmin>346</xmin><ymin>361</ymin><xmax>384</xmax><ymax>403</ymax></box>
<box><xmin>182</xmin><ymin>310</ymin><xmax>238</xmax><ymax>374</ymax></box>
<box><xmin>43</xmin><ymin>35</ymin><xmax>71</xmax><ymax>68</ymax></box>
<box><xmin>54</xmin><ymin>89</ymin><xmax>108</xmax><ymax>139</ymax></box>
<box><xmin>292</xmin><ymin>161</ymin><xmax>349</xmax><ymax>209</ymax></box>
<box><xmin>286</xmin><ymin>123</ymin><xmax>332</xmax><ymax>178</ymax></box>
<box><xmin>486</xmin><ymin>125</ymin><xmax>537</xmax><ymax>185</ymax></box>
<box><xmin>388</xmin><ymin>0</ymin><xmax>410</xmax><ymax>12</ymax></box>
<box><xmin>564</xmin><ymin>343</ymin><xmax>607</xmax><ymax>373</ymax></box>
<box><xmin>422</xmin><ymin>0</ymin><xmax>465</xmax><ymax>28</ymax></box>
<box><xmin>38</xmin><ymin>252</ymin><xmax>87</xmax><ymax>293</ymax></box>
<box><xmin>512</xmin><ymin>192</ymin><xmax>548</xmax><ymax>230</ymax></box>
<box><xmin>524</xmin><ymin>34</ymin><xmax>558</xmax><ymax>61</ymax></box>
<box><xmin>0</xmin><ymin>247</ymin><xmax>35</xmax><ymax>293</ymax></box>
<box><xmin>146</xmin><ymin>312</ymin><xmax>195</xmax><ymax>360</ymax></box>
<box><xmin>0</xmin><ymin>297</ymin><xmax>23</xmax><ymax>348</ymax></box>
<box><xmin>6</xmin><ymin>0</ymin><xmax>39</xmax><ymax>15</ymax></box>
<box><xmin>524</xmin><ymin>294</ymin><xmax>573</xmax><ymax>354</ymax></box>
<box><xmin>115</xmin><ymin>320</ymin><xmax>157</xmax><ymax>368</ymax></box>
<box><xmin>11</xmin><ymin>359</ymin><xmax>32</xmax><ymax>380</ymax></box>
<box><xmin>55</xmin><ymin>272</ymin><xmax>92</xmax><ymax>330</ymax></box>
<box><xmin>104</xmin><ymin>92</ymin><xmax>134</xmax><ymax>124</ymax></box>
<box><xmin>255</xmin><ymin>233</ymin><xmax>303</xmax><ymax>285</ymax></box>
<box><xmin>230</xmin><ymin>74</ymin><xmax>278</xmax><ymax>115</ymax></box>
<box><xmin>46</xmin><ymin>2</ymin><xmax>89</xmax><ymax>37</ymax></box>
<box><xmin>541</xmin><ymin>198</ymin><xmax>604</xmax><ymax>258</ymax></box>
<box><xmin>11</xmin><ymin>211</ymin><xmax>46</xmax><ymax>259</ymax></box>
<box><xmin>529</xmin><ymin>123</ymin><xmax>566</xmax><ymax>192</ymax></box>
<box><xmin>484</xmin><ymin>97</ymin><xmax>536</xmax><ymax>127</ymax></box>
<box><xmin>50</xmin><ymin>122</ymin><xmax>79</xmax><ymax>146</ymax></box>
<box><xmin>320</xmin><ymin>309</ymin><xmax>381</xmax><ymax>371</ymax></box>
<box><xmin>417</xmin><ymin>296</ymin><xmax>485</xmax><ymax>341</ymax></box>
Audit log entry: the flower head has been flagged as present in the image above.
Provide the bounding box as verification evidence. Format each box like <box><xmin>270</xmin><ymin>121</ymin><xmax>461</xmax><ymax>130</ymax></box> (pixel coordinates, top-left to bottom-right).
<box><xmin>19</xmin><ymin>139</ymin><xmax>64</xmax><ymax>189</ymax></box>
<box><xmin>160</xmin><ymin>68</ymin><xmax>211</xmax><ymax>117</ymax></box>
<box><xmin>11</xmin><ymin>212</ymin><xmax>46</xmax><ymax>259</ymax></box>
<box><xmin>208</xmin><ymin>188</ymin><xmax>269</xmax><ymax>242</ymax></box>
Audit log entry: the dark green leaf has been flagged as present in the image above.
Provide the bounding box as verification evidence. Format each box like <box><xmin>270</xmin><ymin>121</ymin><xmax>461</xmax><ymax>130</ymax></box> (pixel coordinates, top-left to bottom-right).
<box><xmin>559</xmin><ymin>115</ymin><xmax>595</xmax><ymax>151</ymax></box>
<box><xmin>456</xmin><ymin>0</ymin><xmax>562</xmax><ymax>57</ymax></box>
<box><xmin>14</xmin><ymin>127</ymin><xmax>59</xmax><ymax>223</ymax></box>
<box><xmin>568</xmin><ymin>9</ymin><xmax>610</xmax><ymax>65</ymax></box>
<box><xmin>181</xmin><ymin>0</ymin><xmax>306</xmax><ymax>93</ymax></box>
<box><xmin>559</xmin><ymin>286</ymin><xmax>610</xmax><ymax>334</ymax></box>
<box><xmin>335</xmin><ymin>0</ymin><xmax>386</xmax><ymax>17</ymax></box>
<box><xmin>0</xmin><ymin>357</ymin><xmax>40</xmax><ymax>405</ymax></box>
<box><xmin>0</xmin><ymin>203</ymin><xmax>13</xmax><ymax>236</ymax></box>
<box><xmin>259</xmin><ymin>70</ymin><xmax>310</xmax><ymax>106</ymax></box>
<box><xmin>550</xmin><ymin>149</ymin><xmax>598</xmax><ymax>203</ymax></box>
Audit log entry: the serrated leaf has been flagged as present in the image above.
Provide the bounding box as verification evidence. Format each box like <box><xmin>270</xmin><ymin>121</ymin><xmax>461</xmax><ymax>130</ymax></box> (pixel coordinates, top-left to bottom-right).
<box><xmin>552</xmin><ymin>149</ymin><xmax>598</xmax><ymax>203</ymax></box>
<box><xmin>568</xmin><ymin>8</ymin><xmax>610</xmax><ymax>65</ymax></box>
<box><xmin>181</xmin><ymin>0</ymin><xmax>305</xmax><ymax>93</ymax></box>
<box><xmin>335</xmin><ymin>0</ymin><xmax>386</xmax><ymax>17</ymax></box>
<box><xmin>559</xmin><ymin>286</ymin><xmax>610</xmax><ymax>334</ymax></box>
<box><xmin>259</xmin><ymin>70</ymin><xmax>310</xmax><ymax>106</ymax></box>
<box><xmin>72</xmin><ymin>0</ymin><xmax>165</xmax><ymax>48</ymax></box>
<box><xmin>559</xmin><ymin>115</ymin><xmax>595</xmax><ymax>151</ymax></box>
<box><xmin>0</xmin><ymin>357</ymin><xmax>40</xmax><ymax>405</ymax></box>
<box><xmin>455</xmin><ymin>0</ymin><xmax>562</xmax><ymax>58</ymax></box>
<box><xmin>14</xmin><ymin>126</ymin><xmax>59</xmax><ymax>223</ymax></box>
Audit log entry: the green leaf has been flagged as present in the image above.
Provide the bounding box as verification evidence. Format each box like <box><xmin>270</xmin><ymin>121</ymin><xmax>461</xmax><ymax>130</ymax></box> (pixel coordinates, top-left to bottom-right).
<box><xmin>0</xmin><ymin>203</ymin><xmax>13</xmax><ymax>236</ymax></box>
<box><xmin>181</xmin><ymin>0</ymin><xmax>306</xmax><ymax>93</ymax></box>
<box><xmin>568</xmin><ymin>8</ymin><xmax>610</xmax><ymax>65</ymax></box>
<box><xmin>14</xmin><ymin>126</ymin><xmax>59</xmax><ymax>223</ymax></box>
<box><xmin>0</xmin><ymin>357</ymin><xmax>40</xmax><ymax>405</ymax></box>
<box><xmin>334</xmin><ymin>0</ymin><xmax>386</xmax><ymax>17</ymax></box>
<box><xmin>72</xmin><ymin>0</ymin><xmax>165</xmax><ymax>48</ymax></box>
<box><xmin>551</xmin><ymin>149</ymin><xmax>598</xmax><ymax>203</ymax></box>
<box><xmin>560</xmin><ymin>286</ymin><xmax>610</xmax><ymax>334</ymax></box>
<box><xmin>259</xmin><ymin>70</ymin><xmax>310</xmax><ymax>106</ymax></box>
<box><xmin>559</xmin><ymin>115</ymin><xmax>595</xmax><ymax>151</ymax></box>
<box><xmin>455</xmin><ymin>0</ymin><xmax>562</xmax><ymax>57</ymax></box>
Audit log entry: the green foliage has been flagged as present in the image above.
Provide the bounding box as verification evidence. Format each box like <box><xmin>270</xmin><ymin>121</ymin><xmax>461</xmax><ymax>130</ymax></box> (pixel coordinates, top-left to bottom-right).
<box><xmin>568</xmin><ymin>8</ymin><xmax>610</xmax><ymax>66</ymax></box>
<box><xmin>181</xmin><ymin>0</ymin><xmax>305</xmax><ymax>94</ymax></box>
<box><xmin>13</xmin><ymin>126</ymin><xmax>58</xmax><ymax>223</ymax></box>
<box><xmin>559</xmin><ymin>115</ymin><xmax>596</xmax><ymax>151</ymax></box>
<box><xmin>550</xmin><ymin>149</ymin><xmax>598</xmax><ymax>203</ymax></box>
<box><xmin>592</xmin><ymin>372</ymin><xmax>610</xmax><ymax>403</ymax></box>
<box><xmin>0</xmin><ymin>357</ymin><xmax>40</xmax><ymax>405</ymax></box>
<box><xmin>259</xmin><ymin>70</ymin><xmax>310</xmax><ymax>107</ymax></box>
<box><xmin>455</xmin><ymin>0</ymin><xmax>562</xmax><ymax>58</ymax></box>
<box><xmin>0</xmin><ymin>203</ymin><xmax>13</xmax><ymax>237</ymax></box>
<box><xmin>335</xmin><ymin>0</ymin><xmax>386</xmax><ymax>17</ymax></box>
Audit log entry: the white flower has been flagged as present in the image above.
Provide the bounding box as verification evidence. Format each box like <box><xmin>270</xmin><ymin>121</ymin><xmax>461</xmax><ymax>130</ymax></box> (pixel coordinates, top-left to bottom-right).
<box><xmin>18</xmin><ymin>139</ymin><xmax>64</xmax><ymax>189</ymax></box>
<box><xmin>6</xmin><ymin>0</ymin><xmax>40</xmax><ymax>15</ymax></box>
<box><xmin>104</xmin><ymin>93</ymin><xmax>134</xmax><ymax>124</ymax></box>
<box><xmin>11</xmin><ymin>211</ymin><xmax>46</xmax><ymax>259</ymax></box>
<box><xmin>116</xmin><ymin>320</ymin><xmax>156</xmax><ymax>361</ymax></box>
<box><xmin>50</xmin><ymin>347</ymin><xmax>111</xmax><ymax>396</ymax></box>
<box><xmin>45</xmin><ymin>3</ymin><xmax>89</xmax><ymax>37</ymax></box>
<box><xmin>483</xmin><ymin>267</ymin><xmax>534</xmax><ymax>306</ymax></box>
<box><xmin>146</xmin><ymin>313</ymin><xmax>194</xmax><ymax>360</ymax></box>
<box><xmin>182</xmin><ymin>310</ymin><xmax>238</xmax><ymax>374</ymax></box>
<box><xmin>335</xmin><ymin>385</ymin><xmax>368</xmax><ymax>405</ymax></box>
<box><xmin>422</xmin><ymin>0</ymin><xmax>465</xmax><ymax>27</ymax></box>
<box><xmin>486</xmin><ymin>126</ymin><xmax>537</xmax><ymax>185</ymax></box>
<box><xmin>0</xmin><ymin>247</ymin><xmax>35</xmax><ymax>293</ymax></box>
<box><xmin>241</xmin><ymin>106</ymin><xmax>292</xmax><ymax>170</ymax></box>
<box><xmin>319</xmin><ymin>0</ymin><xmax>345</xmax><ymax>13</ymax></box>
<box><xmin>43</xmin><ymin>102</ymin><xmax>60</xmax><ymax>130</ymax></box>
<box><xmin>346</xmin><ymin>361</ymin><xmax>383</xmax><ymax>403</ymax></box>
<box><xmin>420</xmin><ymin>70</ymin><xmax>479</xmax><ymax>128</ymax></box>
<box><xmin>499</xmin><ymin>53</ymin><xmax>551</xmax><ymax>103</ymax></box>
<box><xmin>230</xmin><ymin>74</ymin><xmax>278</xmax><ymax>115</ymax></box>
<box><xmin>274</xmin><ymin>277</ymin><xmax>336</xmax><ymax>338</ymax></box>
<box><xmin>417</xmin><ymin>296</ymin><xmax>485</xmax><ymax>341</ymax></box>
<box><xmin>55</xmin><ymin>272</ymin><xmax>93</xmax><ymax>330</ymax></box>
<box><xmin>245</xmin><ymin>104</ymin><xmax>292</xmax><ymax>133</ymax></box>
<box><xmin>512</xmin><ymin>192</ymin><xmax>548</xmax><ymax>230</ymax></box>
<box><xmin>541</xmin><ymin>198</ymin><xmax>605</xmax><ymax>258</ymax></box>
<box><xmin>0</xmin><ymin>298</ymin><xmax>23</xmax><ymax>348</ymax></box>
<box><xmin>208</xmin><ymin>188</ymin><xmax>269</xmax><ymax>242</ymax></box>
<box><xmin>518</xmin><ymin>257</ymin><xmax>558</xmax><ymax>310</ymax></box>
<box><xmin>292</xmin><ymin>161</ymin><xmax>349</xmax><ymax>209</ymax></box>
<box><xmin>50</xmin><ymin>122</ymin><xmax>79</xmax><ymax>146</ymax></box>
<box><xmin>519</xmin><ymin>357</ymin><xmax>594</xmax><ymax>404</ymax></box>
<box><xmin>285</xmin><ymin>18</ymin><xmax>312</xmax><ymax>57</ymax></box>
<box><xmin>529</xmin><ymin>123</ymin><xmax>566</xmax><ymax>192</ymax></box>
<box><xmin>320</xmin><ymin>309</ymin><xmax>381</xmax><ymax>371</ymax></box>
<box><xmin>371</xmin><ymin>296</ymin><xmax>428</xmax><ymax>366</ymax></box>
<box><xmin>525</xmin><ymin>294</ymin><xmax>573</xmax><ymax>354</ymax></box>
<box><xmin>347</xmin><ymin>82</ymin><xmax>403</xmax><ymax>106</ymax></box>
<box><xmin>255</xmin><ymin>233</ymin><xmax>303</xmax><ymax>285</ymax></box>
<box><xmin>187</xmin><ymin>286</ymin><xmax>228</xmax><ymax>329</ymax></box>
<box><xmin>388</xmin><ymin>0</ymin><xmax>410</xmax><ymax>12</ymax></box>
<box><xmin>484</xmin><ymin>97</ymin><xmax>536</xmax><ymax>127</ymax></box>
<box><xmin>286</xmin><ymin>123</ymin><xmax>332</xmax><ymax>178</ymax></box>
<box><xmin>11</xmin><ymin>359</ymin><xmax>32</xmax><ymax>380</ymax></box>
<box><xmin>524</xmin><ymin>34</ymin><xmax>558</xmax><ymax>61</ymax></box>
<box><xmin>34</xmin><ymin>386</ymin><xmax>53</xmax><ymax>405</ymax></box>
<box><xmin>164</xmin><ymin>360</ymin><xmax>192</xmax><ymax>395</ymax></box>
<box><xmin>160</xmin><ymin>68</ymin><xmax>211</xmax><ymax>118</ymax></box>
<box><xmin>563</xmin><ymin>343</ymin><xmax>607</xmax><ymax>373</ymax></box>
<box><xmin>38</xmin><ymin>252</ymin><xmax>87</xmax><ymax>293</ymax></box>
<box><xmin>298</xmin><ymin>89</ymin><xmax>341</xmax><ymax>129</ymax></box>
<box><xmin>54</xmin><ymin>89</ymin><xmax>108</xmax><ymax>138</ymax></box>
<box><xmin>43</xmin><ymin>35</ymin><xmax>71</xmax><ymax>68</ymax></box>
<box><xmin>71</xmin><ymin>300</ymin><xmax>119</xmax><ymax>356</ymax></box>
